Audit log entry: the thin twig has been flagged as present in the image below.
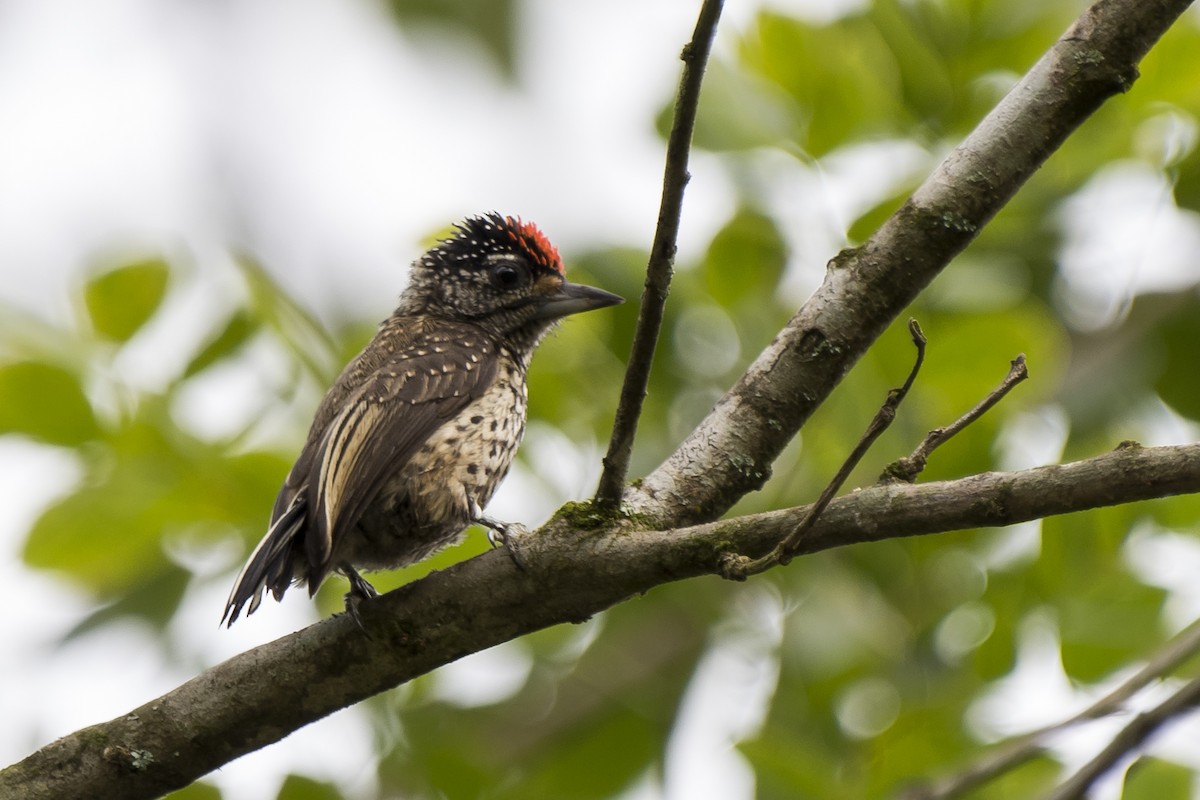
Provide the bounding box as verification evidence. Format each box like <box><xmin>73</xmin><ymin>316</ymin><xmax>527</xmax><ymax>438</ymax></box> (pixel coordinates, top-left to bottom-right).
<box><xmin>898</xmin><ymin>615</ymin><xmax>1200</xmax><ymax>799</ymax></box>
<box><xmin>883</xmin><ymin>354</ymin><xmax>1029</xmax><ymax>484</ymax></box>
<box><xmin>594</xmin><ymin>0</ymin><xmax>725</xmax><ymax>509</ymax></box>
<box><xmin>1046</xmin><ymin>674</ymin><xmax>1200</xmax><ymax>800</ymax></box>
<box><xmin>720</xmin><ymin>320</ymin><xmax>927</xmax><ymax>579</ymax></box>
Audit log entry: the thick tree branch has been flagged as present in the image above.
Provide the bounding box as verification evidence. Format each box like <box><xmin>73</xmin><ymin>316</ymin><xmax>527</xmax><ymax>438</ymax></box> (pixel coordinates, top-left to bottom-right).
<box><xmin>5</xmin><ymin>442</ymin><xmax>1200</xmax><ymax>799</ymax></box>
<box><xmin>594</xmin><ymin>0</ymin><xmax>724</xmax><ymax>507</ymax></box>
<box><xmin>623</xmin><ymin>0</ymin><xmax>1194</xmax><ymax>527</ymax></box>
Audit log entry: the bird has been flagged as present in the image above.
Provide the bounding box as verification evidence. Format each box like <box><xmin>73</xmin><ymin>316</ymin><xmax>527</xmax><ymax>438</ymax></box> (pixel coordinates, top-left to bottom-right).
<box><xmin>222</xmin><ymin>213</ymin><xmax>622</xmax><ymax>626</ymax></box>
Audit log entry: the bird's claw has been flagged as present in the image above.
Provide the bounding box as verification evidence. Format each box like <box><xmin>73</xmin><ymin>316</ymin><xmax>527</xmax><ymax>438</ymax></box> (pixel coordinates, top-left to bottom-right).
<box><xmin>341</xmin><ymin>564</ymin><xmax>378</xmax><ymax>635</ymax></box>
<box><xmin>479</xmin><ymin>517</ymin><xmax>530</xmax><ymax>571</ymax></box>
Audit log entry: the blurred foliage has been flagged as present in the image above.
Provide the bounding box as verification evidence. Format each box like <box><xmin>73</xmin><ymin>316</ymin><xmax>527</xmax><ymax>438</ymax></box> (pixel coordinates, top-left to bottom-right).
<box><xmin>168</xmin><ymin>782</ymin><xmax>222</xmax><ymax>800</ymax></box>
<box><xmin>0</xmin><ymin>361</ymin><xmax>98</xmax><ymax>446</ymax></box>
<box><xmin>1124</xmin><ymin>757</ymin><xmax>1195</xmax><ymax>799</ymax></box>
<box><xmin>384</xmin><ymin>0</ymin><xmax>519</xmax><ymax>78</ymax></box>
<box><xmin>5</xmin><ymin>1</ymin><xmax>1200</xmax><ymax>799</ymax></box>
<box><xmin>277</xmin><ymin>775</ymin><xmax>347</xmax><ymax>800</ymax></box>
<box><xmin>83</xmin><ymin>258</ymin><xmax>170</xmax><ymax>343</ymax></box>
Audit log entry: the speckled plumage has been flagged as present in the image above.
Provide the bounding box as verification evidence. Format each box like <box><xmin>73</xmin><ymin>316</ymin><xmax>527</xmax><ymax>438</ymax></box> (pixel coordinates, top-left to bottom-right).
<box><xmin>337</xmin><ymin>328</ymin><xmax>528</xmax><ymax>572</ymax></box>
<box><xmin>223</xmin><ymin>214</ymin><xmax>621</xmax><ymax>625</ymax></box>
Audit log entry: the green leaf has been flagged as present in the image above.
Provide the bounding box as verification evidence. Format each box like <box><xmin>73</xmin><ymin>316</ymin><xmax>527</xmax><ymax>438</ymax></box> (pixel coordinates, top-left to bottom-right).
<box><xmin>23</xmin><ymin>407</ymin><xmax>288</xmax><ymax>594</ymax></box>
<box><xmin>0</xmin><ymin>361</ymin><xmax>98</xmax><ymax>446</ymax></box>
<box><xmin>276</xmin><ymin>775</ymin><xmax>344</xmax><ymax>800</ymax></box>
<box><xmin>384</xmin><ymin>0</ymin><xmax>519</xmax><ymax>79</ymax></box>
<box><xmin>23</xmin><ymin>439</ymin><xmax>177</xmax><ymax>592</ymax></box>
<box><xmin>1155</xmin><ymin>296</ymin><xmax>1200</xmax><ymax>421</ymax></box>
<box><xmin>183</xmin><ymin>311</ymin><xmax>258</xmax><ymax>378</ymax></box>
<box><xmin>84</xmin><ymin>259</ymin><xmax>170</xmax><ymax>343</ymax></box>
<box><xmin>1123</xmin><ymin>756</ymin><xmax>1193</xmax><ymax>799</ymax></box>
<box><xmin>1058</xmin><ymin>575</ymin><xmax>1166</xmax><ymax>682</ymax></box>
<box><xmin>972</xmin><ymin>752</ymin><xmax>1061</xmax><ymax>799</ymax></box>
<box><xmin>165</xmin><ymin>781</ymin><xmax>222</xmax><ymax>800</ymax></box>
<box><xmin>741</xmin><ymin>726</ymin><xmax>841</xmax><ymax>798</ymax></box>
<box><xmin>703</xmin><ymin>209</ymin><xmax>788</xmax><ymax>306</ymax></box>
<box><xmin>496</xmin><ymin>709</ymin><xmax>657</xmax><ymax>800</ymax></box>
<box><xmin>64</xmin><ymin>563</ymin><xmax>191</xmax><ymax>638</ymax></box>
<box><xmin>742</xmin><ymin>12</ymin><xmax>906</xmax><ymax>156</ymax></box>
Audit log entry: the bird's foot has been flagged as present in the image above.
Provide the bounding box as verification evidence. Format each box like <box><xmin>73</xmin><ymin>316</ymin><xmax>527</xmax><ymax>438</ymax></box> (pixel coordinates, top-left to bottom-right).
<box><xmin>341</xmin><ymin>564</ymin><xmax>378</xmax><ymax>634</ymax></box>
<box><xmin>478</xmin><ymin>516</ymin><xmax>530</xmax><ymax>571</ymax></box>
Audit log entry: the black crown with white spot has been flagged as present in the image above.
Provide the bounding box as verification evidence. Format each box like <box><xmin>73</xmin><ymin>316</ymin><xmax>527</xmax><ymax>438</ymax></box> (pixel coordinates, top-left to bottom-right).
<box><xmin>429</xmin><ymin>213</ymin><xmax>564</xmax><ymax>276</ymax></box>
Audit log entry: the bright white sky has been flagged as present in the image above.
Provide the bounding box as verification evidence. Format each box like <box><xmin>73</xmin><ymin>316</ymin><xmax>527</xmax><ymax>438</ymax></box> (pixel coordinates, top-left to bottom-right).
<box><xmin>2</xmin><ymin>1</ymin><xmax>1200</xmax><ymax>799</ymax></box>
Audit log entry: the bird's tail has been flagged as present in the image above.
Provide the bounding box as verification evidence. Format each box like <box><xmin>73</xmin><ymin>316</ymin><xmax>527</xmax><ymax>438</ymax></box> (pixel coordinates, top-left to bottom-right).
<box><xmin>222</xmin><ymin>495</ymin><xmax>307</xmax><ymax>626</ymax></box>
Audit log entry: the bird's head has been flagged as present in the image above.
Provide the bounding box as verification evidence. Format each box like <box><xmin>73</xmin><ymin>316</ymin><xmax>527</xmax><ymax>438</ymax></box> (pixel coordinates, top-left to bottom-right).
<box><xmin>401</xmin><ymin>213</ymin><xmax>623</xmax><ymax>346</ymax></box>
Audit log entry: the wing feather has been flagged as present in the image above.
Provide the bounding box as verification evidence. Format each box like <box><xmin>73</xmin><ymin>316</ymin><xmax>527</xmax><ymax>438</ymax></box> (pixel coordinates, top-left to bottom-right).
<box><xmin>222</xmin><ymin>493</ymin><xmax>306</xmax><ymax>625</ymax></box>
<box><xmin>222</xmin><ymin>325</ymin><xmax>500</xmax><ymax>624</ymax></box>
<box><xmin>304</xmin><ymin>335</ymin><xmax>499</xmax><ymax>579</ymax></box>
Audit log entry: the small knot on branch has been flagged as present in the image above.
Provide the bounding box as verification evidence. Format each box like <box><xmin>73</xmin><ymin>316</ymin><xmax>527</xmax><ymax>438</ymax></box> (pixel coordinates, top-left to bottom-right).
<box><xmin>718</xmin><ymin>552</ymin><xmax>753</xmax><ymax>581</ymax></box>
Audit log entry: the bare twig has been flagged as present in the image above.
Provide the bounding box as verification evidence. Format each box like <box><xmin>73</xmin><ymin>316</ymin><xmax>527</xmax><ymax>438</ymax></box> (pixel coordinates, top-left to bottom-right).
<box><xmin>883</xmin><ymin>354</ymin><xmax>1029</xmax><ymax>484</ymax></box>
<box><xmin>898</xmin><ymin>615</ymin><xmax>1200</xmax><ymax>799</ymax></box>
<box><xmin>1047</xmin><ymin>674</ymin><xmax>1200</xmax><ymax>800</ymax></box>
<box><xmin>1046</xmin><ymin>616</ymin><xmax>1200</xmax><ymax>732</ymax></box>
<box><xmin>720</xmin><ymin>320</ymin><xmax>927</xmax><ymax>579</ymax></box>
<box><xmin>594</xmin><ymin>0</ymin><xmax>725</xmax><ymax>509</ymax></box>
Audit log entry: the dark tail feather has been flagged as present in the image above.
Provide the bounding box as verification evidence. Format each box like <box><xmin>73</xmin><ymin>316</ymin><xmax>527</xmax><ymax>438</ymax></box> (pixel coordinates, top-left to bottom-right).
<box><xmin>222</xmin><ymin>496</ymin><xmax>307</xmax><ymax>626</ymax></box>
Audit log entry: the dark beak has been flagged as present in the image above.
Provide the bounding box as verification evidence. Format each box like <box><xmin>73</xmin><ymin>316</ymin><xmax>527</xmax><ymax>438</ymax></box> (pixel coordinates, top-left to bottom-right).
<box><xmin>533</xmin><ymin>281</ymin><xmax>624</xmax><ymax>321</ymax></box>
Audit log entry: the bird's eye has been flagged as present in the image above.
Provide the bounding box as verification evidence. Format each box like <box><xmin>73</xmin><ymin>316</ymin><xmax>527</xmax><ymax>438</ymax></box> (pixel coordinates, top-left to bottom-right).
<box><xmin>491</xmin><ymin>263</ymin><xmax>522</xmax><ymax>289</ymax></box>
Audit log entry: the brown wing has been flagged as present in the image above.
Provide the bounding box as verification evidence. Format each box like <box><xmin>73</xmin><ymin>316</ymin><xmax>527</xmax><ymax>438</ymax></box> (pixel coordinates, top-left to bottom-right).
<box><xmin>222</xmin><ymin>325</ymin><xmax>499</xmax><ymax>625</ymax></box>
<box><xmin>302</xmin><ymin>333</ymin><xmax>499</xmax><ymax>577</ymax></box>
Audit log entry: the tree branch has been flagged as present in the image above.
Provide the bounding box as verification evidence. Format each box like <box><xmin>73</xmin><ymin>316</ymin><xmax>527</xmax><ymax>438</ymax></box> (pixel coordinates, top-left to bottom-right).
<box><xmin>884</xmin><ymin>354</ymin><xmax>1028</xmax><ymax>484</ymax></box>
<box><xmin>5</xmin><ymin>442</ymin><xmax>1200</xmax><ymax>799</ymax></box>
<box><xmin>899</xmin><ymin>615</ymin><xmax>1200</xmax><ymax>799</ymax></box>
<box><xmin>622</xmin><ymin>0</ymin><xmax>1194</xmax><ymax>527</ymax></box>
<box><xmin>594</xmin><ymin>0</ymin><xmax>724</xmax><ymax>508</ymax></box>
<box><xmin>1047</xmin><ymin>675</ymin><xmax>1200</xmax><ymax>800</ymax></box>
<box><xmin>721</xmin><ymin>319</ymin><xmax>926</xmax><ymax>579</ymax></box>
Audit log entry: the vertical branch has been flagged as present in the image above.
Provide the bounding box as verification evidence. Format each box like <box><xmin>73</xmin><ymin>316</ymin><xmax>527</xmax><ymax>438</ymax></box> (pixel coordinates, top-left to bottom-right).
<box><xmin>594</xmin><ymin>0</ymin><xmax>725</xmax><ymax>509</ymax></box>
